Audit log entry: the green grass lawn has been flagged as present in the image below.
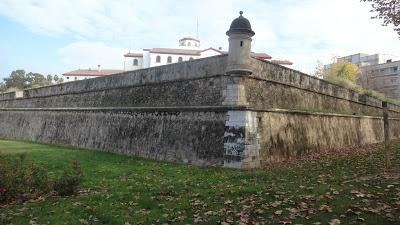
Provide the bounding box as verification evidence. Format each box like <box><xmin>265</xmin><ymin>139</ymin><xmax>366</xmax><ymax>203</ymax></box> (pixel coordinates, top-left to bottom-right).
<box><xmin>0</xmin><ymin>140</ymin><xmax>399</xmax><ymax>225</ymax></box>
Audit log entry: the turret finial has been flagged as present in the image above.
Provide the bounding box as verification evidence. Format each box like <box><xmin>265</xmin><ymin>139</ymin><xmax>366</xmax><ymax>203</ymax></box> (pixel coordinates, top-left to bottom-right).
<box><xmin>239</xmin><ymin>11</ymin><xmax>243</xmax><ymax>17</ymax></box>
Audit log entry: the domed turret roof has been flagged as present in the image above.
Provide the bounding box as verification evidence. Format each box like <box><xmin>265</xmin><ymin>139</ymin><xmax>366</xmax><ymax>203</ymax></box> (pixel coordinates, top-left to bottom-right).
<box><xmin>226</xmin><ymin>11</ymin><xmax>255</xmax><ymax>36</ymax></box>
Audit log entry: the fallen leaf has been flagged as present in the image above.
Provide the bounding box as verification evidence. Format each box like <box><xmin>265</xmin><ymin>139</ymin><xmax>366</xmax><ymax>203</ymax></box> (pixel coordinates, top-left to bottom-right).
<box><xmin>79</xmin><ymin>219</ymin><xmax>88</xmax><ymax>225</ymax></box>
<box><xmin>318</xmin><ymin>204</ymin><xmax>332</xmax><ymax>212</ymax></box>
<box><xmin>328</xmin><ymin>219</ymin><xmax>340</xmax><ymax>225</ymax></box>
<box><xmin>280</xmin><ymin>217</ymin><xmax>291</xmax><ymax>224</ymax></box>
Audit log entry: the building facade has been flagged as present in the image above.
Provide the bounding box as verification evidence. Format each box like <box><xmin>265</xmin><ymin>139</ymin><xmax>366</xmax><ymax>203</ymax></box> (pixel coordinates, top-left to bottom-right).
<box><xmin>63</xmin><ymin>66</ymin><xmax>123</xmax><ymax>81</ymax></box>
<box><xmin>124</xmin><ymin>37</ymin><xmax>292</xmax><ymax>71</ymax></box>
<box><xmin>359</xmin><ymin>60</ymin><xmax>400</xmax><ymax>99</ymax></box>
<box><xmin>324</xmin><ymin>53</ymin><xmax>400</xmax><ymax>99</ymax></box>
<box><xmin>63</xmin><ymin>35</ymin><xmax>293</xmax><ymax>80</ymax></box>
<box><xmin>325</xmin><ymin>53</ymin><xmax>399</xmax><ymax>69</ymax></box>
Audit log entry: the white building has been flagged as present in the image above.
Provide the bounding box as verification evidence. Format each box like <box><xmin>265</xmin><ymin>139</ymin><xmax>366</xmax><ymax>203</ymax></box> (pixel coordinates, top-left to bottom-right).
<box><xmin>124</xmin><ymin>37</ymin><xmax>291</xmax><ymax>71</ymax></box>
<box><xmin>63</xmin><ymin>65</ymin><xmax>123</xmax><ymax>81</ymax></box>
<box><xmin>63</xmin><ymin>37</ymin><xmax>293</xmax><ymax>80</ymax></box>
<box><xmin>124</xmin><ymin>37</ymin><xmax>222</xmax><ymax>71</ymax></box>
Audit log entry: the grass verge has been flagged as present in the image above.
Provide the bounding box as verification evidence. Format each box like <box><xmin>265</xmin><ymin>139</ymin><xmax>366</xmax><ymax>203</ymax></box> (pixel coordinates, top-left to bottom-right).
<box><xmin>0</xmin><ymin>139</ymin><xmax>399</xmax><ymax>224</ymax></box>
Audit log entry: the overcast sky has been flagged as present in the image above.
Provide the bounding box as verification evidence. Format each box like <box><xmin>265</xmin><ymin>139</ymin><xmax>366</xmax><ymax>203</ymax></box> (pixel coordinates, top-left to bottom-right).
<box><xmin>0</xmin><ymin>0</ymin><xmax>399</xmax><ymax>79</ymax></box>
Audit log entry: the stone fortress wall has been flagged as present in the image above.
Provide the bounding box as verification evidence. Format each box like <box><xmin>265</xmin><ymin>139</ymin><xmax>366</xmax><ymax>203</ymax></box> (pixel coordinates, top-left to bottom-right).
<box><xmin>1</xmin><ymin>12</ymin><xmax>399</xmax><ymax>168</ymax></box>
<box><xmin>0</xmin><ymin>54</ymin><xmax>399</xmax><ymax>168</ymax></box>
<box><xmin>0</xmin><ymin>56</ymin><xmax>230</xmax><ymax>166</ymax></box>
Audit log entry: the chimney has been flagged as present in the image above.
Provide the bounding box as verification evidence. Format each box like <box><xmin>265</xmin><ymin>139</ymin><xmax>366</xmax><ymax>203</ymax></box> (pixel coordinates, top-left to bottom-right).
<box><xmin>218</xmin><ymin>47</ymin><xmax>222</xmax><ymax>50</ymax></box>
<box><xmin>97</xmin><ymin>64</ymin><xmax>101</xmax><ymax>72</ymax></box>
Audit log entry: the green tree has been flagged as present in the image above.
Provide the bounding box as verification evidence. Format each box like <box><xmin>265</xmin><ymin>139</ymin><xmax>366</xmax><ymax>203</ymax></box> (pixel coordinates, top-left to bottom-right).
<box><xmin>27</xmin><ymin>73</ymin><xmax>44</xmax><ymax>88</ymax></box>
<box><xmin>46</xmin><ymin>74</ymin><xmax>53</xmax><ymax>83</ymax></box>
<box><xmin>0</xmin><ymin>82</ymin><xmax>6</xmax><ymax>92</ymax></box>
<box><xmin>362</xmin><ymin>0</ymin><xmax>400</xmax><ymax>37</ymax></box>
<box><xmin>1</xmin><ymin>70</ymin><xmax>55</xmax><ymax>91</ymax></box>
<box><xmin>33</xmin><ymin>73</ymin><xmax>47</xmax><ymax>85</ymax></box>
<box><xmin>53</xmin><ymin>74</ymin><xmax>64</xmax><ymax>84</ymax></box>
<box><xmin>4</xmin><ymin>70</ymin><xmax>29</xmax><ymax>89</ymax></box>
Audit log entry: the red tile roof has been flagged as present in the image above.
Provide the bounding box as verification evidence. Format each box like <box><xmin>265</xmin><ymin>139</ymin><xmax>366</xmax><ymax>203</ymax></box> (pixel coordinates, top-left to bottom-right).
<box><xmin>145</xmin><ymin>48</ymin><xmax>201</xmax><ymax>56</ymax></box>
<box><xmin>251</xmin><ymin>52</ymin><xmax>272</xmax><ymax>59</ymax></box>
<box><xmin>199</xmin><ymin>47</ymin><xmax>225</xmax><ymax>55</ymax></box>
<box><xmin>271</xmin><ymin>60</ymin><xmax>293</xmax><ymax>65</ymax></box>
<box><xmin>63</xmin><ymin>69</ymin><xmax>124</xmax><ymax>77</ymax></box>
<box><xmin>124</xmin><ymin>48</ymin><xmax>286</xmax><ymax>64</ymax></box>
<box><xmin>124</xmin><ymin>52</ymin><xmax>143</xmax><ymax>57</ymax></box>
<box><xmin>212</xmin><ymin>51</ymin><xmax>272</xmax><ymax>59</ymax></box>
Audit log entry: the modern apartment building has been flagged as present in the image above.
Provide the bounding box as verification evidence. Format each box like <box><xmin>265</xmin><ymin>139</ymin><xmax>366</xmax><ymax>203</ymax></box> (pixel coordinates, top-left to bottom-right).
<box><xmin>358</xmin><ymin>60</ymin><xmax>400</xmax><ymax>99</ymax></box>
<box><xmin>324</xmin><ymin>53</ymin><xmax>400</xmax><ymax>99</ymax></box>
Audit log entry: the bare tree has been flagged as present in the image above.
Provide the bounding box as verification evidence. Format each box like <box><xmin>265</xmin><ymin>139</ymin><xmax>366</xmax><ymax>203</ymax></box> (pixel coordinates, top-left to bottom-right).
<box><xmin>362</xmin><ymin>0</ymin><xmax>400</xmax><ymax>37</ymax></box>
<box><xmin>313</xmin><ymin>60</ymin><xmax>325</xmax><ymax>79</ymax></box>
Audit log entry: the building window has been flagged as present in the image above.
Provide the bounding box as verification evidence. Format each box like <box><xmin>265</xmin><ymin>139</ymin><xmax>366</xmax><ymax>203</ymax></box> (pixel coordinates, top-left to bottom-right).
<box><xmin>167</xmin><ymin>56</ymin><xmax>172</xmax><ymax>63</ymax></box>
<box><xmin>178</xmin><ymin>57</ymin><xmax>183</xmax><ymax>62</ymax></box>
<box><xmin>133</xmin><ymin>59</ymin><xmax>138</xmax><ymax>66</ymax></box>
<box><xmin>156</xmin><ymin>55</ymin><xmax>161</xmax><ymax>63</ymax></box>
<box><xmin>66</xmin><ymin>77</ymin><xmax>70</xmax><ymax>79</ymax></box>
<box><xmin>189</xmin><ymin>57</ymin><xmax>194</xmax><ymax>61</ymax></box>
<box><xmin>240</xmin><ymin>41</ymin><xmax>243</xmax><ymax>47</ymax></box>
<box><xmin>188</xmin><ymin>42</ymin><xmax>191</xmax><ymax>46</ymax></box>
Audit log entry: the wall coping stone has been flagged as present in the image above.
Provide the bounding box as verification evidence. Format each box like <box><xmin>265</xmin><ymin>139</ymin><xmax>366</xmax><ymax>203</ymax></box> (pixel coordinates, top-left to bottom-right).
<box><xmin>0</xmin><ymin>55</ymin><xmax>227</xmax><ymax>100</ymax></box>
<box><xmin>0</xmin><ymin>74</ymin><xmax>227</xmax><ymax>102</ymax></box>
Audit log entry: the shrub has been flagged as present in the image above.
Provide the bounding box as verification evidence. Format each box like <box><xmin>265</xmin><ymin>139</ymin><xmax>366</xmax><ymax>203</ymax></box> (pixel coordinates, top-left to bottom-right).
<box><xmin>53</xmin><ymin>160</ymin><xmax>82</xmax><ymax>196</ymax></box>
<box><xmin>325</xmin><ymin>75</ymin><xmax>400</xmax><ymax>105</ymax></box>
<box><xmin>0</xmin><ymin>154</ymin><xmax>83</xmax><ymax>204</ymax></box>
<box><xmin>53</xmin><ymin>170</ymin><xmax>81</xmax><ymax>196</ymax></box>
<box><xmin>362</xmin><ymin>89</ymin><xmax>386</xmax><ymax>100</ymax></box>
<box><xmin>0</xmin><ymin>153</ymin><xmax>51</xmax><ymax>203</ymax></box>
<box><xmin>325</xmin><ymin>75</ymin><xmax>364</xmax><ymax>93</ymax></box>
